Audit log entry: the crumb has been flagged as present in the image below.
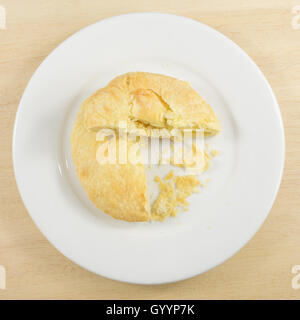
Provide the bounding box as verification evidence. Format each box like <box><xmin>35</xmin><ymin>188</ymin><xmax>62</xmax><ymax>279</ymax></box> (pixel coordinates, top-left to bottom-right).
<box><xmin>175</xmin><ymin>175</ymin><xmax>201</xmax><ymax>208</ymax></box>
<box><xmin>170</xmin><ymin>143</ymin><xmax>212</xmax><ymax>172</ymax></box>
<box><xmin>211</xmin><ymin>149</ymin><xmax>219</xmax><ymax>157</ymax></box>
<box><xmin>164</xmin><ymin>170</ymin><xmax>174</xmax><ymax>180</ymax></box>
<box><xmin>152</xmin><ymin>176</ymin><xmax>176</xmax><ymax>221</ymax></box>
<box><xmin>201</xmin><ymin>178</ymin><xmax>211</xmax><ymax>188</ymax></box>
<box><xmin>204</xmin><ymin>150</ymin><xmax>211</xmax><ymax>160</ymax></box>
<box><xmin>170</xmin><ymin>157</ymin><xmax>185</xmax><ymax>168</ymax></box>
<box><xmin>203</xmin><ymin>151</ymin><xmax>211</xmax><ymax>171</ymax></box>
<box><xmin>152</xmin><ymin>171</ymin><xmax>200</xmax><ymax>221</ymax></box>
<box><xmin>154</xmin><ymin>175</ymin><xmax>162</xmax><ymax>184</ymax></box>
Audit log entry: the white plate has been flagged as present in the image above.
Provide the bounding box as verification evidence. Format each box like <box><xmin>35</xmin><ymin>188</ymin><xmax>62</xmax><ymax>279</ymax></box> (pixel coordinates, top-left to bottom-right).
<box><xmin>13</xmin><ymin>13</ymin><xmax>285</xmax><ymax>284</ymax></box>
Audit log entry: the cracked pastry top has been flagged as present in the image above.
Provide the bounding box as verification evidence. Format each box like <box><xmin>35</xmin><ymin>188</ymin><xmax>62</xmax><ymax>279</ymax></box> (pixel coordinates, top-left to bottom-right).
<box><xmin>71</xmin><ymin>72</ymin><xmax>221</xmax><ymax>222</ymax></box>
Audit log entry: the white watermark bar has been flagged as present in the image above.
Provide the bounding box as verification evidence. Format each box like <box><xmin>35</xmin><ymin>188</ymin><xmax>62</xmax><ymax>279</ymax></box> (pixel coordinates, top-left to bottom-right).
<box><xmin>0</xmin><ymin>5</ymin><xmax>6</xmax><ymax>30</ymax></box>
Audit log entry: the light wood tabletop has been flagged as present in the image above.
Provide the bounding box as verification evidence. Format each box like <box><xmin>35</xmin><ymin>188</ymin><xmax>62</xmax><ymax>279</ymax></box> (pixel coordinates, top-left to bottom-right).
<box><xmin>0</xmin><ymin>0</ymin><xmax>300</xmax><ymax>300</ymax></box>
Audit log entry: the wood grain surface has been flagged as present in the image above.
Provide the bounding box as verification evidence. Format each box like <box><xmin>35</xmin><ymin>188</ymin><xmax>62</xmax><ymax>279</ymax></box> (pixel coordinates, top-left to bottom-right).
<box><xmin>0</xmin><ymin>0</ymin><xmax>300</xmax><ymax>300</ymax></box>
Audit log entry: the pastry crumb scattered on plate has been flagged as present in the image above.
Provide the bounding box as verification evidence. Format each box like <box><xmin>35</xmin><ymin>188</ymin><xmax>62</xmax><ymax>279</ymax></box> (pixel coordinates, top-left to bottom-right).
<box><xmin>152</xmin><ymin>171</ymin><xmax>201</xmax><ymax>221</ymax></box>
<box><xmin>211</xmin><ymin>149</ymin><xmax>219</xmax><ymax>157</ymax></box>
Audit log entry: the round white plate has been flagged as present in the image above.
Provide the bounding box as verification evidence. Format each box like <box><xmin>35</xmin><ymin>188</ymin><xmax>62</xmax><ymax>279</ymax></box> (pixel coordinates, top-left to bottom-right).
<box><xmin>13</xmin><ymin>13</ymin><xmax>285</xmax><ymax>284</ymax></box>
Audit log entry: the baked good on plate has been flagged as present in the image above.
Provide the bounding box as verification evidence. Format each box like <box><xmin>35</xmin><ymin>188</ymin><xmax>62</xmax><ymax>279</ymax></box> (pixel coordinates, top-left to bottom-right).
<box><xmin>71</xmin><ymin>72</ymin><xmax>220</xmax><ymax>222</ymax></box>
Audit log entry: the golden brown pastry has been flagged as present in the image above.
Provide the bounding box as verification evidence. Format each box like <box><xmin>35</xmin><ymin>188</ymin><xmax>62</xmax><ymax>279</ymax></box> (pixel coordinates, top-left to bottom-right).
<box><xmin>71</xmin><ymin>72</ymin><xmax>220</xmax><ymax>222</ymax></box>
<box><xmin>83</xmin><ymin>72</ymin><xmax>221</xmax><ymax>135</ymax></box>
<box><xmin>71</xmin><ymin>105</ymin><xmax>150</xmax><ymax>222</ymax></box>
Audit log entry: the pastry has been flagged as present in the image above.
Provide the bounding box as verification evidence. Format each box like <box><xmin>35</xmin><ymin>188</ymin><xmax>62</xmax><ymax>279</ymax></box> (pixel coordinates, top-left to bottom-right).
<box><xmin>83</xmin><ymin>72</ymin><xmax>221</xmax><ymax>135</ymax></box>
<box><xmin>71</xmin><ymin>105</ymin><xmax>150</xmax><ymax>222</ymax></box>
<box><xmin>71</xmin><ymin>72</ymin><xmax>220</xmax><ymax>222</ymax></box>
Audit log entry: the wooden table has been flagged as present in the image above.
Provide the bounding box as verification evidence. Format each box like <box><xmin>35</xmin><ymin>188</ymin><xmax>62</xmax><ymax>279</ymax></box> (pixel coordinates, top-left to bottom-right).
<box><xmin>0</xmin><ymin>0</ymin><xmax>300</xmax><ymax>300</ymax></box>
